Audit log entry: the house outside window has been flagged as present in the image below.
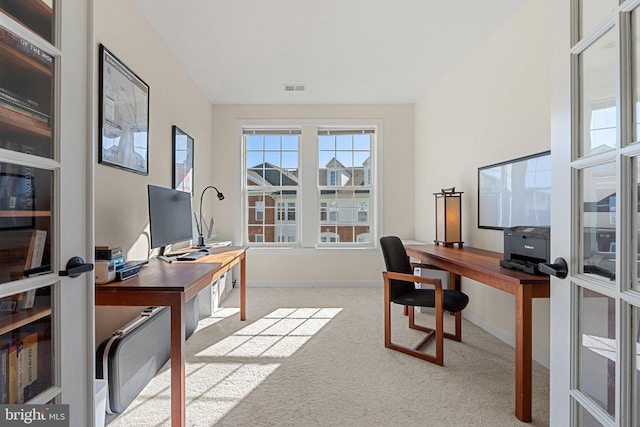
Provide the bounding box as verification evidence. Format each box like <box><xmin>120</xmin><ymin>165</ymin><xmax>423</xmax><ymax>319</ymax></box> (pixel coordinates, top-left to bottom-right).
<box><xmin>244</xmin><ymin>129</ymin><xmax>299</xmax><ymax>245</ymax></box>
<box><xmin>255</xmin><ymin>201</ymin><xmax>264</xmax><ymax>221</ymax></box>
<box><xmin>241</xmin><ymin>121</ymin><xmax>379</xmax><ymax>248</ymax></box>
<box><xmin>318</xmin><ymin>129</ymin><xmax>373</xmax><ymax>245</ymax></box>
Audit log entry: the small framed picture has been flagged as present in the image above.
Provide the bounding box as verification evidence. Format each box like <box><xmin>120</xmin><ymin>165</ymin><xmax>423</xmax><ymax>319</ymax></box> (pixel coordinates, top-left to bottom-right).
<box><xmin>172</xmin><ymin>126</ymin><xmax>194</xmax><ymax>194</ymax></box>
<box><xmin>98</xmin><ymin>44</ymin><xmax>150</xmax><ymax>175</ymax></box>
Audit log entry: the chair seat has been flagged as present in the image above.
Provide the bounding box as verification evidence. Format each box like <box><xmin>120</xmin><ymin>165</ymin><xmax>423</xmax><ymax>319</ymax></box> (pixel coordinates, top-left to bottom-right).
<box><xmin>392</xmin><ymin>288</ymin><xmax>469</xmax><ymax>313</ymax></box>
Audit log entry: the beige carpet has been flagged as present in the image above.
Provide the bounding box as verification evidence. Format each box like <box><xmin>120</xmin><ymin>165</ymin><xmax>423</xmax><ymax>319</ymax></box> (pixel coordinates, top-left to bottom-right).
<box><xmin>107</xmin><ymin>287</ymin><xmax>549</xmax><ymax>427</ymax></box>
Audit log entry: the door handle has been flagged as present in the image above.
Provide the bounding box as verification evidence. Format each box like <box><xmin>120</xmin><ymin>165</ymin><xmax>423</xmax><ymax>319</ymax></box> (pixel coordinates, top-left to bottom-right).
<box><xmin>59</xmin><ymin>256</ymin><xmax>94</xmax><ymax>278</ymax></box>
<box><xmin>538</xmin><ymin>257</ymin><xmax>568</xmax><ymax>279</ymax></box>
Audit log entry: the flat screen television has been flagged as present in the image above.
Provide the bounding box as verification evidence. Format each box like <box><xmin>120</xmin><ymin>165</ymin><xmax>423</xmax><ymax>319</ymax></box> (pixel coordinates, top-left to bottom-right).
<box><xmin>148</xmin><ymin>184</ymin><xmax>193</xmax><ymax>252</ymax></box>
<box><xmin>477</xmin><ymin>151</ymin><xmax>551</xmax><ymax>229</ymax></box>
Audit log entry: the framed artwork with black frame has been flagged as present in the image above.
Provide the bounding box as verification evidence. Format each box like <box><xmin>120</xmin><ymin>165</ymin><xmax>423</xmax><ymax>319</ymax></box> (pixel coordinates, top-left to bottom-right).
<box><xmin>98</xmin><ymin>44</ymin><xmax>150</xmax><ymax>175</ymax></box>
<box><xmin>172</xmin><ymin>125</ymin><xmax>194</xmax><ymax>194</ymax></box>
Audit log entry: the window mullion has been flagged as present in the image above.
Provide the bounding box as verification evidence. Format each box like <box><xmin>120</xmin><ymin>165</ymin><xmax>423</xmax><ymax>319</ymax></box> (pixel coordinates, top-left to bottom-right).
<box><xmin>300</xmin><ymin>125</ymin><xmax>318</xmax><ymax>247</ymax></box>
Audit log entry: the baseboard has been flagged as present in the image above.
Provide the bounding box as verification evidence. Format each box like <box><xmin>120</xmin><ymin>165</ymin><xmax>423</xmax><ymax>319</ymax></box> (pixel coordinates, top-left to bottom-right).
<box><xmin>247</xmin><ymin>279</ymin><xmax>381</xmax><ymax>288</ymax></box>
<box><xmin>463</xmin><ymin>311</ymin><xmax>550</xmax><ymax>369</ymax></box>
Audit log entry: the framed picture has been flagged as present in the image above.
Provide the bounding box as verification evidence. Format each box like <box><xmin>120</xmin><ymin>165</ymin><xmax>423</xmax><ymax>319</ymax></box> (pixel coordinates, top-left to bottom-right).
<box><xmin>98</xmin><ymin>44</ymin><xmax>150</xmax><ymax>175</ymax></box>
<box><xmin>172</xmin><ymin>126</ymin><xmax>194</xmax><ymax>194</ymax></box>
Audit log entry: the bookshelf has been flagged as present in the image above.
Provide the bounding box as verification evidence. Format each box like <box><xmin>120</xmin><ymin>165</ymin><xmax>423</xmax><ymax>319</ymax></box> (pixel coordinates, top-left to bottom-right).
<box><xmin>0</xmin><ymin>297</ymin><xmax>51</xmax><ymax>336</ymax></box>
<box><xmin>0</xmin><ymin>0</ymin><xmax>53</xmax><ymax>43</ymax></box>
<box><xmin>0</xmin><ymin>2</ymin><xmax>55</xmax><ymax>405</ymax></box>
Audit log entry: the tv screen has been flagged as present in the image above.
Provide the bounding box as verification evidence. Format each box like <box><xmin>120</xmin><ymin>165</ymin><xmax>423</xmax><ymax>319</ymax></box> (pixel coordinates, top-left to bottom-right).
<box><xmin>477</xmin><ymin>151</ymin><xmax>551</xmax><ymax>229</ymax></box>
<box><xmin>148</xmin><ymin>185</ymin><xmax>193</xmax><ymax>250</ymax></box>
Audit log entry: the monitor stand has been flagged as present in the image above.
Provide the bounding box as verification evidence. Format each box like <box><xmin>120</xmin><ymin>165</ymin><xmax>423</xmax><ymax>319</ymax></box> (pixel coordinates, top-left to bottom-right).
<box><xmin>157</xmin><ymin>246</ymin><xmax>173</xmax><ymax>263</ymax></box>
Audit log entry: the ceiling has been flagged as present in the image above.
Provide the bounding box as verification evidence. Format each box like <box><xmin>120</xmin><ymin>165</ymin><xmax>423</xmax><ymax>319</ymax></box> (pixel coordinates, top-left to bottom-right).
<box><xmin>133</xmin><ymin>0</ymin><xmax>527</xmax><ymax>105</ymax></box>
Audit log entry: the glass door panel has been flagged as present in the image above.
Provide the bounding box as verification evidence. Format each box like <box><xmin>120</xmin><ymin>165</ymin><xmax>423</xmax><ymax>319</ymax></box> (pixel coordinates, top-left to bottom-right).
<box><xmin>580</xmin><ymin>163</ymin><xmax>617</xmax><ymax>281</ymax></box>
<box><xmin>0</xmin><ymin>162</ymin><xmax>53</xmax><ymax>284</ymax></box>
<box><xmin>632</xmin><ymin>9</ymin><xmax>640</xmax><ymax>143</ymax></box>
<box><xmin>579</xmin><ymin>28</ymin><xmax>617</xmax><ymax>158</ymax></box>
<box><xmin>0</xmin><ymin>0</ymin><xmax>54</xmax><ymax>44</ymax></box>
<box><xmin>578</xmin><ymin>0</ymin><xmax>616</xmax><ymax>40</ymax></box>
<box><xmin>575</xmin><ymin>400</ymin><xmax>606</xmax><ymax>426</ymax></box>
<box><xmin>0</xmin><ymin>25</ymin><xmax>54</xmax><ymax>159</ymax></box>
<box><xmin>0</xmin><ymin>284</ymin><xmax>53</xmax><ymax>403</ymax></box>
<box><xmin>578</xmin><ymin>287</ymin><xmax>616</xmax><ymax>417</ymax></box>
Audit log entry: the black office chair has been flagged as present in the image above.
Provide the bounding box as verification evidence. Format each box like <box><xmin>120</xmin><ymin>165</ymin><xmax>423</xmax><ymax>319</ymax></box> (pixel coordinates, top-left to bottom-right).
<box><xmin>380</xmin><ymin>236</ymin><xmax>469</xmax><ymax>365</ymax></box>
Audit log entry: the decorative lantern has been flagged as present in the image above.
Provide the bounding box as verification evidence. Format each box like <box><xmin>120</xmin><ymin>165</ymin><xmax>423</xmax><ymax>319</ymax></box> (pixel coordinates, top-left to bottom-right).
<box><xmin>434</xmin><ymin>187</ymin><xmax>463</xmax><ymax>247</ymax></box>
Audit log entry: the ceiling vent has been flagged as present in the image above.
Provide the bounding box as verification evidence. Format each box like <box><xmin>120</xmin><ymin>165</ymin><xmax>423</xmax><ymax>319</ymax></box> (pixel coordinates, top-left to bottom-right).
<box><xmin>284</xmin><ymin>84</ymin><xmax>305</xmax><ymax>92</ymax></box>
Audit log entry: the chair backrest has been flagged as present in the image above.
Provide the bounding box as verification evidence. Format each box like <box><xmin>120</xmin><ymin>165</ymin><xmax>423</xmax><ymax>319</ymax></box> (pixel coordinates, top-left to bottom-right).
<box><xmin>379</xmin><ymin>236</ymin><xmax>416</xmax><ymax>299</ymax></box>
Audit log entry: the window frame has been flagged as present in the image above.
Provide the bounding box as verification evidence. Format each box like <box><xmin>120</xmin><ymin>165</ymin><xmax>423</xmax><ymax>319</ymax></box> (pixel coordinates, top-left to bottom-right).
<box><xmin>239</xmin><ymin>119</ymin><xmax>382</xmax><ymax>249</ymax></box>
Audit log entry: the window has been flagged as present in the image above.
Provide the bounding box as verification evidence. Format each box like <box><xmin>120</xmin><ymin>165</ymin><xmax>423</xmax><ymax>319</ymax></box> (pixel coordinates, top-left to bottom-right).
<box><xmin>244</xmin><ymin>129</ymin><xmax>299</xmax><ymax>244</ymax></box>
<box><xmin>318</xmin><ymin>129</ymin><xmax>373</xmax><ymax>245</ymax></box>
<box><xmin>242</xmin><ymin>122</ymin><xmax>379</xmax><ymax>248</ymax></box>
<box><xmin>255</xmin><ymin>201</ymin><xmax>264</xmax><ymax>221</ymax></box>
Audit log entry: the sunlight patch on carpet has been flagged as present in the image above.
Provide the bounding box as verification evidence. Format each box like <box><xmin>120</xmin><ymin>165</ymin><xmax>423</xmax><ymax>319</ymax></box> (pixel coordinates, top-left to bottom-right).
<box><xmin>194</xmin><ymin>307</ymin><xmax>240</xmax><ymax>332</ymax></box>
<box><xmin>110</xmin><ymin>308</ymin><xmax>342</xmax><ymax>426</ymax></box>
<box><xmin>108</xmin><ymin>362</ymin><xmax>279</xmax><ymax>426</ymax></box>
<box><xmin>197</xmin><ymin>307</ymin><xmax>342</xmax><ymax>358</ymax></box>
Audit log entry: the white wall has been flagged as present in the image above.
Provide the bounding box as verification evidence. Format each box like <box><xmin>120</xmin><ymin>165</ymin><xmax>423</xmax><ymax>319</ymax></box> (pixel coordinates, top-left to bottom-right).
<box><xmin>211</xmin><ymin>104</ymin><xmax>414</xmax><ymax>285</ymax></box>
<box><xmin>93</xmin><ymin>0</ymin><xmax>214</xmax><ymax>343</ymax></box>
<box><xmin>414</xmin><ymin>0</ymin><xmax>552</xmax><ymax>364</ymax></box>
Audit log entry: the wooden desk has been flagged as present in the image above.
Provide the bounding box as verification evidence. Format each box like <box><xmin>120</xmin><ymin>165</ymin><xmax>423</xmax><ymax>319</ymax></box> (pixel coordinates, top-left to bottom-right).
<box><xmin>404</xmin><ymin>244</ymin><xmax>549</xmax><ymax>423</ymax></box>
<box><xmin>95</xmin><ymin>246</ymin><xmax>248</xmax><ymax>427</ymax></box>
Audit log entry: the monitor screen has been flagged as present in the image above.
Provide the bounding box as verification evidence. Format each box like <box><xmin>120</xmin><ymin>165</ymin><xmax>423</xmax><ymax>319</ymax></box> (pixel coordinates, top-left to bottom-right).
<box><xmin>477</xmin><ymin>151</ymin><xmax>551</xmax><ymax>229</ymax></box>
<box><xmin>148</xmin><ymin>184</ymin><xmax>193</xmax><ymax>250</ymax></box>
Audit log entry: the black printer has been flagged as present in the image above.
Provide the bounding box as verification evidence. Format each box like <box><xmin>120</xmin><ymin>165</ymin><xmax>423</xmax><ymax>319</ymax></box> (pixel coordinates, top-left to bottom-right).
<box><xmin>500</xmin><ymin>226</ymin><xmax>550</xmax><ymax>275</ymax></box>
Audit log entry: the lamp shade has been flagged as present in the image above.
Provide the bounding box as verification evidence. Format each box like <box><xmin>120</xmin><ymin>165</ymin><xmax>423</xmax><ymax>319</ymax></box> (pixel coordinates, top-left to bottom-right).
<box><xmin>434</xmin><ymin>188</ymin><xmax>463</xmax><ymax>247</ymax></box>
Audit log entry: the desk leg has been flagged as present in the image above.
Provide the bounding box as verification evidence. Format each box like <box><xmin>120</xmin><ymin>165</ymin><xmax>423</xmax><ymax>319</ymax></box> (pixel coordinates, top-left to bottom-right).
<box><xmin>240</xmin><ymin>254</ymin><xmax>246</xmax><ymax>321</ymax></box>
<box><xmin>450</xmin><ymin>272</ymin><xmax>462</xmax><ymax>342</ymax></box>
<box><xmin>170</xmin><ymin>297</ymin><xmax>186</xmax><ymax>427</ymax></box>
<box><xmin>515</xmin><ymin>285</ymin><xmax>533</xmax><ymax>422</ymax></box>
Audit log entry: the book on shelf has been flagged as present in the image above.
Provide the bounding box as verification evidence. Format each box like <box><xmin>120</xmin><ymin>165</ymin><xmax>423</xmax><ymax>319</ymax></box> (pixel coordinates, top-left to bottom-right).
<box><xmin>0</xmin><ymin>87</ymin><xmax>47</xmax><ymax>117</ymax></box>
<box><xmin>0</xmin><ymin>99</ymin><xmax>49</xmax><ymax>125</ymax></box>
<box><xmin>0</xmin><ymin>169</ymin><xmax>34</xmax><ymax>211</ymax></box>
<box><xmin>24</xmin><ymin>230</ymin><xmax>47</xmax><ymax>270</ymax></box>
<box><xmin>17</xmin><ymin>332</ymin><xmax>37</xmax><ymax>402</ymax></box>
<box><xmin>0</xmin><ymin>140</ymin><xmax>36</xmax><ymax>155</ymax></box>
<box><xmin>0</xmin><ymin>339</ymin><xmax>8</xmax><ymax>404</ymax></box>
<box><xmin>8</xmin><ymin>340</ymin><xmax>17</xmax><ymax>404</ymax></box>
<box><xmin>17</xmin><ymin>290</ymin><xmax>36</xmax><ymax>310</ymax></box>
<box><xmin>0</xmin><ymin>104</ymin><xmax>50</xmax><ymax>132</ymax></box>
<box><xmin>0</xmin><ymin>164</ymin><xmax>36</xmax><ymax>229</ymax></box>
<box><xmin>0</xmin><ymin>26</ymin><xmax>53</xmax><ymax>68</ymax></box>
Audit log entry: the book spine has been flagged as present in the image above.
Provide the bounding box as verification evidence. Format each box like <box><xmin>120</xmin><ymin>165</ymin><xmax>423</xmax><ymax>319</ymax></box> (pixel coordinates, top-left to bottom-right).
<box><xmin>0</xmin><ymin>27</ymin><xmax>53</xmax><ymax>67</ymax></box>
<box><xmin>29</xmin><ymin>230</ymin><xmax>47</xmax><ymax>269</ymax></box>
<box><xmin>19</xmin><ymin>332</ymin><xmax>37</xmax><ymax>402</ymax></box>
<box><xmin>0</xmin><ymin>99</ymin><xmax>49</xmax><ymax>124</ymax></box>
<box><xmin>18</xmin><ymin>289</ymin><xmax>36</xmax><ymax>310</ymax></box>
<box><xmin>0</xmin><ymin>87</ymin><xmax>43</xmax><ymax>114</ymax></box>
<box><xmin>8</xmin><ymin>342</ymin><xmax>17</xmax><ymax>404</ymax></box>
<box><xmin>0</xmin><ymin>343</ymin><xmax>7</xmax><ymax>403</ymax></box>
<box><xmin>16</xmin><ymin>341</ymin><xmax>23</xmax><ymax>404</ymax></box>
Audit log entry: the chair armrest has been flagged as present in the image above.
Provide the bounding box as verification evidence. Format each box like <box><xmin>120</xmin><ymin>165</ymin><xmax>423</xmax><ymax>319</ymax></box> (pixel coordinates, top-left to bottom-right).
<box><xmin>384</xmin><ymin>271</ymin><xmax>442</xmax><ymax>289</ymax></box>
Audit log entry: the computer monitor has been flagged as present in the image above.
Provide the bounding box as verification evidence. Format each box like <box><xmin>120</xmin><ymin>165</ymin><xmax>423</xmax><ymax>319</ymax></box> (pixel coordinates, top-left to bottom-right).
<box><xmin>148</xmin><ymin>184</ymin><xmax>193</xmax><ymax>252</ymax></box>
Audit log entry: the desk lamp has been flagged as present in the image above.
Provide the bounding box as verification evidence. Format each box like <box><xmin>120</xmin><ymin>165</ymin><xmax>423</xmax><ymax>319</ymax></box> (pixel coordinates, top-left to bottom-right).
<box><xmin>434</xmin><ymin>187</ymin><xmax>463</xmax><ymax>247</ymax></box>
<box><xmin>195</xmin><ymin>185</ymin><xmax>225</xmax><ymax>248</ymax></box>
